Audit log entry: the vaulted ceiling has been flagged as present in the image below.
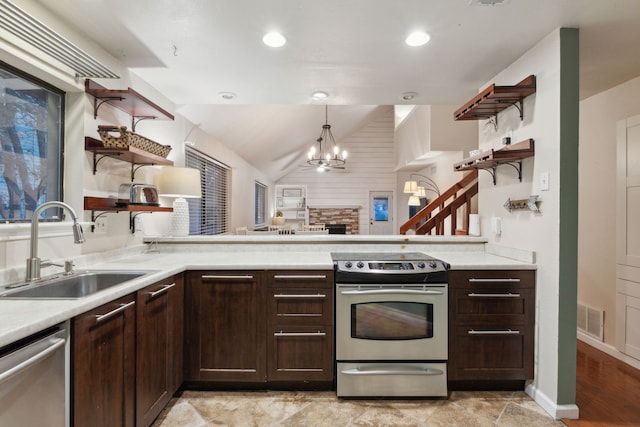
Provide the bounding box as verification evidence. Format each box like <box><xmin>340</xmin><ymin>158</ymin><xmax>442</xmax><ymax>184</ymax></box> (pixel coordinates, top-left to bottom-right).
<box><xmin>33</xmin><ymin>0</ymin><xmax>640</xmax><ymax>180</ymax></box>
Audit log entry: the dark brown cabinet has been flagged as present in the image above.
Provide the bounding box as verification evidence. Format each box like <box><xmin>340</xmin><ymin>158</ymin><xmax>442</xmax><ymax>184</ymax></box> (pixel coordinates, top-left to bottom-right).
<box><xmin>184</xmin><ymin>271</ymin><xmax>266</xmax><ymax>383</ymax></box>
<box><xmin>136</xmin><ymin>275</ymin><xmax>184</xmax><ymax>427</ymax></box>
<box><xmin>448</xmin><ymin>269</ymin><xmax>535</xmax><ymax>387</ymax></box>
<box><xmin>266</xmin><ymin>271</ymin><xmax>334</xmax><ymax>385</ymax></box>
<box><xmin>184</xmin><ymin>269</ymin><xmax>334</xmax><ymax>388</ymax></box>
<box><xmin>72</xmin><ymin>294</ymin><xmax>136</xmax><ymax>427</ymax></box>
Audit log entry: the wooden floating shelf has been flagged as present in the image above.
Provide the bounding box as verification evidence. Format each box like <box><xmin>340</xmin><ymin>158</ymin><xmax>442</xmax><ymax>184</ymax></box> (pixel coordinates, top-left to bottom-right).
<box><xmin>454</xmin><ymin>75</ymin><xmax>536</xmax><ymax>121</ymax></box>
<box><xmin>453</xmin><ymin>139</ymin><xmax>535</xmax><ymax>185</ymax></box>
<box><xmin>85</xmin><ymin>79</ymin><xmax>174</xmax><ymax>131</ymax></box>
<box><xmin>84</xmin><ymin>196</ymin><xmax>172</xmax><ymax>213</ymax></box>
<box><xmin>85</xmin><ymin>137</ymin><xmax>173</xmax><ymax>167</ymax></box>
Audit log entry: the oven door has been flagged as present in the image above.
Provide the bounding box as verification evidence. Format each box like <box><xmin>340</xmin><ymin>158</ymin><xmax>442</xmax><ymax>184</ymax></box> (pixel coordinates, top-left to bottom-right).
<box><xmin>336</xmin><ymin>283</ymin><xmax>447</xmax><ymax>361</ymax></box>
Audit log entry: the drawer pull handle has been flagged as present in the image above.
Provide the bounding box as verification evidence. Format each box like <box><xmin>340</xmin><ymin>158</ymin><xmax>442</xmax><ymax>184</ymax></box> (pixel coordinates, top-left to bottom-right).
<box><xmin>274</xmin><ymin>332</ymin><xmax>326</xmax><ymax>337</ymax></box>
<box><xmin>147</xmin><ymin>283</ymin><xmax>175</xmax><ymax>299</ymax></box>
<box><xmin>273</xmin><ymin>275</ymin><xmax>327</xmax><ymax>280</ymax></box>
<box><xmin>468</xmin><ymin>329</ymin><xmax>521</xmax><ymax>335</ymax></box>
<box><xmin>274</xmin><ymin>294</ymin><xmax>326</xmax><ymax>299</ymax></box>
<box><xmin>468</xmin><ymin>278</ymin><xmax>521</xmax><ymax>283</ymax></box>
<box><xmin>95</xmin><ymin>301</ymin><xmax>135</xmax><ymax>324</ymax></box>
<box><xmin>341</xmin><ymin>289</ymin><xmax>443</xmax><ymax>296</ymax></box>
<box><xmin>468</xmin><ymin>292</ymin><xmax>521</xmax><ymax>298</ymax></box>
<box><xmin>341</xmin><ymin>367</ymin><xmax>444</xmax><ymax>376</ymax></box>
<box><xmin>201</xmin><ymin>275</ymin><xmax>254</xmax><ymax>280</ymax></box>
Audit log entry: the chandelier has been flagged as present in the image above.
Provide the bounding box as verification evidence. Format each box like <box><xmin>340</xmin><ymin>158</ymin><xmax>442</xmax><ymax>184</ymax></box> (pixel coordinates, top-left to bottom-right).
<box><xmin>307</xmin><ymin>105</ymin><xmax>347</xmax><ymax>171</ymax></box>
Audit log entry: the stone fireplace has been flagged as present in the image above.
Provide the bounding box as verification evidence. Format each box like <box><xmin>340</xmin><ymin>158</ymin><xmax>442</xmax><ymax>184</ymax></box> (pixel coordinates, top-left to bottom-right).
<box><xmin>308</xmin><ymin>207</ymin><xmax>360</xmax><ymax>234</ymax></box>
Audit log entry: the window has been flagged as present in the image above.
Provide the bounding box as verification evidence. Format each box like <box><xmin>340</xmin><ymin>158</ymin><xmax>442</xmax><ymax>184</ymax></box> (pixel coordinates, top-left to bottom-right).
<box><xmin>185</xmin><ymin>147</ymin><xmax>229</xmax><ymax>235</ymax></box>
<box><xmin>0</xmin><ymin>61</ymin><xmax>64</xmax><ymax>221</ymax></box>
<box><xmin>254</xmin><ymin>181</ymin><xmax>267</xmax><ymax>227</ymax></box>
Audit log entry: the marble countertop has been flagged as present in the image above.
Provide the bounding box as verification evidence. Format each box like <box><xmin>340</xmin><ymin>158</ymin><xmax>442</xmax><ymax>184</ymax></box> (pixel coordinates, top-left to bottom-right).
<box><xmin>0</xmin><ymin>248</ymin><xmax>533</xmax><ymax>348</ymax></box>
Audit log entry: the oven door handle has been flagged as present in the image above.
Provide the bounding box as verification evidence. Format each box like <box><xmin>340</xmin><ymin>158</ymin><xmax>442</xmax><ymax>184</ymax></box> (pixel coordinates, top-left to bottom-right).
<box><xmin>340</xmin><ymin>289</ymin><xmax>444</xmax><ymax>296</ymax></box>
<box><xmin>341</xmin><ymin>367</ymin><xmax>444</xmax><ymax>376</ymax></box>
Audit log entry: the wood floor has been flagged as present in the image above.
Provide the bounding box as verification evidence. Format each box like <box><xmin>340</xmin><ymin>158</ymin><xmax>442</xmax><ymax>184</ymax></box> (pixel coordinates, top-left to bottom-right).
<box><xmin>563</xmin><ymin>340</ymin><xmax>640</xmax><ymax>427</ymax></box>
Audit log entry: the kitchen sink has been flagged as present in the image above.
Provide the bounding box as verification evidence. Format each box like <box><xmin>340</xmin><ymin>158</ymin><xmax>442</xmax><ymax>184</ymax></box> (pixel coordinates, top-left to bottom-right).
<box><xmin>0</xmin><ymin>270</ymin><xmax>154</xmax><ymax>299</ymax></box>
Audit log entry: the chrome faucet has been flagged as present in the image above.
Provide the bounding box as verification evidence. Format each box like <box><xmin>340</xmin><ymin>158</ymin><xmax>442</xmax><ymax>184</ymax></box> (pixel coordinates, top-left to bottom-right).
<box><xmin>25</xmin><ymin>201</ymin><xmax>85</xmax><ymax>282</ymax></box>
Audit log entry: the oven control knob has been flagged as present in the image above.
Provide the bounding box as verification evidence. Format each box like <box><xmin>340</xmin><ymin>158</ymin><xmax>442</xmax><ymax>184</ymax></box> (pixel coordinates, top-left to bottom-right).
<box><xmin>344</xmin><ymin>261</ymin><xmax>353</xmax><ymax>269</ymax></box>
<box><xmin>417</xmin><ymin>262</ymin><xmax>426</xmax><ymax>269</ymax></box>
<box><xmin>428</xmin><ymin>261</ymin><xmax>438</xmax><ymax>269</ymax></box>
<box><xmin>357</xmin><ymin>261</ymin><xmax>365</xmax><ymax>269</ymax></box>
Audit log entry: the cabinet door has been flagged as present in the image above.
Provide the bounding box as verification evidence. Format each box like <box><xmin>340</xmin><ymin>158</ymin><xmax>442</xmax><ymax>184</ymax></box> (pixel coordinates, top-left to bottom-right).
<box><xmin>184</xmin><ymin>271</ymin><xmax>266</xmax><ymax>382</ymax></box>
<box><xmin>136</xmin><ymin>275</ymin><xmax>184</xmax><ymax>427</ymax></box>
<box><xmin>73</xmin><ymin>295</ymin><xmax>136</xmax><ymax>427</ymax></box>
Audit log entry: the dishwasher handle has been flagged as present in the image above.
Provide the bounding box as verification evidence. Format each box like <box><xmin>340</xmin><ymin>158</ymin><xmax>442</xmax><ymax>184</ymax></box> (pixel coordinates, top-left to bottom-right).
<box><xmin>0</xmin><ymin>334</ymin><xmax>66</xmax><ymax>386</ymax></box>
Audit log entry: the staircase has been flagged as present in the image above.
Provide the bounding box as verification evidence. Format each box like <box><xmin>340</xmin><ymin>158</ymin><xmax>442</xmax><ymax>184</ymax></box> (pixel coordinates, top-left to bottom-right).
<box><xmin>400</xmin><ymin>170</ymin><xmax>478</xmax><ymax>235</ymax></box>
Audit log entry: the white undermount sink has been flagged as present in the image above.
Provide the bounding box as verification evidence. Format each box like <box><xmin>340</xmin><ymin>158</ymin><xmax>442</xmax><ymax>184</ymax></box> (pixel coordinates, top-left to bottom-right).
<box><xmin>0</xmin><ymin>270</ymin><xmax>155</xmax><ymax>299</ymax></box>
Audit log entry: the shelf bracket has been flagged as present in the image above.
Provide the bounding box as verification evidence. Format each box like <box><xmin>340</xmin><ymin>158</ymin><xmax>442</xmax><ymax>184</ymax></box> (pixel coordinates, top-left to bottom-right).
<box><xmin>92</xmin><ymin>152</ymin><xmax>122</xmax><ymax>175</ymax></box>
<box><xmin>485</xmin><ymin>116</ymin><xmax>498</xmax><ymax>132</ymax></box>
<box><xmin>130</xmin><ymin>211</ymin><xmax>155</xmax><ymax>233</ymax></box>
<box><xmin>93</xmin><ymin>96</ymin><xmax>124</xmax><ymax>119</ymax></box>
<box><xmin>130</xmin><ymin>163</ymin><xmax>154</xmax><ymax>181</ymax></box>
<box><xmin>89</xmin><ymin>211</ymin><xmax>111</xmax><ymax>232</ymax></box>
<box><xmin>497</xmin><ymin>99</ymin><xmax>525</xmax><ymax>121</ymax></box>
<box><xmin>131</xmin><ymin>115</ymin><xmax>157</xmax><ymax>133</ymax></box>
<box><xmin>504</xmin><ymin>161</ymin><xmax>524</xmax><ymax>182</ymax></box>
<box><xmin>479</xmin><ymin>167</ymin><xmax>498</xmax><ymax>186</ymax></box>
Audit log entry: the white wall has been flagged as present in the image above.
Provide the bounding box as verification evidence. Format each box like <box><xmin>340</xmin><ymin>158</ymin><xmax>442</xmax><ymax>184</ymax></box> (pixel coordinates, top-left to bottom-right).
<box><xmin>0</xmin><ymin>0</ymin><xmax>271</xmax><ymax>275</ymax></box>
<box><xmin>579</xmin><ymin>75</ymin><xmax>640</xmax><ymax>346</ymax></box>
<box><xmin>277</xmin><ymin>106</ymin><xmax>395</xmax><ymax>234</ymax></box>
<box><xmin>476</xmin><ymin>28</ymin><xmax>579</xmax><ymax>418</ymax></box>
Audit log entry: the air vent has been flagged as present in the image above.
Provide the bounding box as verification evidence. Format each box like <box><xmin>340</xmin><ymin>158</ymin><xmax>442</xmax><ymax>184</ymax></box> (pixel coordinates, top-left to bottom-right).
<box><xmin>577</xmin><ymin>302</ymin><xmax>604</xmax><ymax>342</ymax></box>
<box><xmin>0</xmin><ymin>0</ymin><xmax>118</xmax><ymax>79</ymax></box>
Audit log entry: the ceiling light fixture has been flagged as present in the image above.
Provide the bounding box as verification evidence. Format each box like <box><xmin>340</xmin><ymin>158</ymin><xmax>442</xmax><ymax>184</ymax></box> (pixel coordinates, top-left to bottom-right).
<box><xmin>405</xmin><ymin>31</ymin><xmax>431</xmax><ymax>47</ymax></box>
<box><xmin>307</xmin><ymin>105</ymin><xmax>347</xmax><ymax>172</ymax></box>
<box><xmin>262</xmin><ymin>32</ymin><xmax>287</xmax><ymax>47</ymax></box>
<box><xmin>401</xmin><ymin>92</ymin><xmax>418</xmax><ymax>101</ymax></box>
<box><xmin>218</xmin><ymin>91</ymin><xmax>236</xmax><ymax>100</ymax></box>
<box><xmin>311</xmin><ymin>90</ymin><xmax>329</xmax><ymax>101</ymax></box>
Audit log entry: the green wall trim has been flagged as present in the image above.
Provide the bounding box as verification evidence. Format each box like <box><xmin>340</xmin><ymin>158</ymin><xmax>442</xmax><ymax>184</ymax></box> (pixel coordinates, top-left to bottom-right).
<box><xmin>557</xmin><ymin>27</ymin><xmax>580</xmax><ymax>404</ymax></box>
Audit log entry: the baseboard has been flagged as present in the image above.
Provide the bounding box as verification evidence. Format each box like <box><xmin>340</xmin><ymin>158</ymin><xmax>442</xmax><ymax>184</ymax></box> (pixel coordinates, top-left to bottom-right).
<box><xmin>525</xmin><ymin>383</ymin><xmax>579</xmax><ymax>420</ymax></box>
<box><xmin>577</xmin><ymin>332</ymin><xmax>640</xmax><ymax>370</ymax></box>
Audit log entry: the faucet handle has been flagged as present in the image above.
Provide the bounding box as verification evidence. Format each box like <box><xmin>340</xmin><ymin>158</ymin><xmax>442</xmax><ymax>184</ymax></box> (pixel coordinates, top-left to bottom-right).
<box><xmin>40</xmin><ymin>259</ymin><xmax>63</xmax><ymax>268</ymax></box>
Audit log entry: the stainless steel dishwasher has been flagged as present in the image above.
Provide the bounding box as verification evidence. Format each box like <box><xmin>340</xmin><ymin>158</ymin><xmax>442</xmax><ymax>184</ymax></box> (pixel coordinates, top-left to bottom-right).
<box><xmin>0</xmin><ymin>325</ymin><xmax>67</xmax><ymax>427</ymax></box>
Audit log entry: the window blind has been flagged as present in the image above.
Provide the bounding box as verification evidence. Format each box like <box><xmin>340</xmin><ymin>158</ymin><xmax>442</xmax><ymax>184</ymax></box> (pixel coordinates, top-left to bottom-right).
<box><xmin>254</xmin><ymin>181</ymin><xmax>267</xmax><ymax>227</ymax></box>
<box><xmin>185</xmin><ymin>147</ymin><xmax>229</xmax><ymax>235</ymax></box>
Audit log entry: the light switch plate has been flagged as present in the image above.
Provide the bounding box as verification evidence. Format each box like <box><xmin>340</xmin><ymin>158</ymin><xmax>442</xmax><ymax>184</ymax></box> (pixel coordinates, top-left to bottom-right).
<box><xmin>540</xmin><ymin>172</ymin><xmax>550</xmax><ymax>191</ymax></box>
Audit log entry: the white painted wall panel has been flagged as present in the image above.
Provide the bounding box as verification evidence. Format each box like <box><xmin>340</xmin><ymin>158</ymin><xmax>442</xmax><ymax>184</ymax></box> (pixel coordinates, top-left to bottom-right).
<box><xmin>277</xmin><ymin>106</ymin><xmax>395</xmax><ymax>234</ymax></box>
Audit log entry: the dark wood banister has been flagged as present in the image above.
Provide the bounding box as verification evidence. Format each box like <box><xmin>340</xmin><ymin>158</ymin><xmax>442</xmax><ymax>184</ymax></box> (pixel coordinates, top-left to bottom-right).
<box><xmin>399</xmin><ymin>169</ymin><xmax>478</xmax><ymax>235</ymax></box>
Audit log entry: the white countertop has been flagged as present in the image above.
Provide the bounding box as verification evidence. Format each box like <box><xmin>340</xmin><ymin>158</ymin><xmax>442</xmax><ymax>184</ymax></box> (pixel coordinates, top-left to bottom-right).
<box><xmin>0</xmin><ymin>247</ymin><xmax>533</xmax><ymax>348</ymax></box>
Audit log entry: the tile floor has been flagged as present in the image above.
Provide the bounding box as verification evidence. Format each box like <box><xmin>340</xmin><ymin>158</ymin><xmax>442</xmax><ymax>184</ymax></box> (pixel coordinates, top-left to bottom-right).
<box><xmin>152</xmin><ymin>390</ymin><xmax>566</xmax><ymax>427</ymax></box>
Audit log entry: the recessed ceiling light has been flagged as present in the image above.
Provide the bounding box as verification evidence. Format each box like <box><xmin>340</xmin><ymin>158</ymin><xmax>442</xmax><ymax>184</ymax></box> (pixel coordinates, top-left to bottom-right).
<box><xmin>218</xmin><ymin>91</ymin><xmax>236</xmax><ymax>100</ymax></box>
<box><xmin>262</xmin><ymin>32</ymin><xmax>286</xmax><ymax>48</ymax></box>
<box><xmin>405</xmin><ymin>31</ymin><xmax>431</xmax><ymax>47</ymax></box>
<box><xmin>401</xmin><ymin>92</ymin><xmax>418</xmax><ymax>101</ymax></box>
<box><xmin>311</xmin><ymin>91</ymin><xmax>329</xmax><ymax>100</ymax></box>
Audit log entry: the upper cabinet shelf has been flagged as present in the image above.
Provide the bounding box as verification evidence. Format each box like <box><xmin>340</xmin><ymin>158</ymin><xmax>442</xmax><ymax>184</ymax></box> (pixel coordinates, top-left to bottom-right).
<box><xmin>453</xmin><ymin>138</ymin><xmax>535</xmax><ymax>185</ymax></box>
<box><xmin>454</xmin><ymin>75</ymin><xmax>536</xmax><ymax>125</ymax></box>
<box><xmin>85</xmin><ymin>79</ymin><xmax>174</xmax><ymax>132</ymax></box>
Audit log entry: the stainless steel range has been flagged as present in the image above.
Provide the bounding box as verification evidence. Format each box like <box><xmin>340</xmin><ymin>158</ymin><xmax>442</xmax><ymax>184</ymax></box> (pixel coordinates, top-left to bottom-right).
<box><xmin>332</xmin><ymin>252</ymin><xmax>449</xmax><ymax>398</ymax></box>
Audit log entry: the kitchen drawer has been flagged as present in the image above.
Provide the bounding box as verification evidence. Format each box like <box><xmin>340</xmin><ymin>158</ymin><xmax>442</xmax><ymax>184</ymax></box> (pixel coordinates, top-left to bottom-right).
<box><xmin>449</xmin><ymin>270</ymin><xmax>535</xmax><ymax>289</ymax></box>
<box><xmin>451</xmin><ymin>287</ymin><xmax>534</xmax><ymax>325</ymax></box>
<box><xmin>267</xmin><ymin>325</ymin><xmax>334</xmax><ymax>382</ymax></box>
<box><xmin>269</xmin><ymin>288</ymin><xmax>333</xmax><ymax>325</ymax></box>
<box><xmin>266</xmin><ymin>270</ymin><xmax>334</xmax><ymax>289</ymax></box>
<box><xmin>449</xmin><ymin>325</ymin><xmax>534</xmax><ymax>380</ymax></box>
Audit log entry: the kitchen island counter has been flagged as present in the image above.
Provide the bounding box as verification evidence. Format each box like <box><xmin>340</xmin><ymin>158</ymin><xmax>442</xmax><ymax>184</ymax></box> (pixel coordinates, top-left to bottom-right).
<box><xmin>0</xmin><ymin>239</ymin><xmax>534</xmax><ymax>348</ymax></box>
